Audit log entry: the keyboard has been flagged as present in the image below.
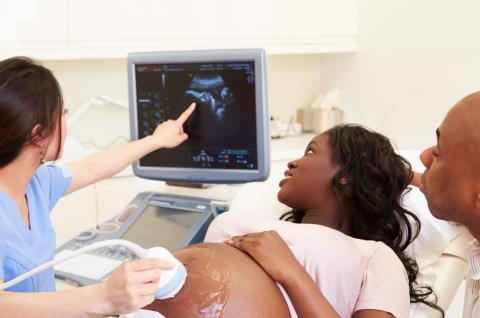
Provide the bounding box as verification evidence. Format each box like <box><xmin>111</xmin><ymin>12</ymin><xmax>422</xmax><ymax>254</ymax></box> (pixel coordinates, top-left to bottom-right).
<box><xmin>54</xmin><ymin>250</ymin><xmax>125</xmax><ymax>281</ymax></box>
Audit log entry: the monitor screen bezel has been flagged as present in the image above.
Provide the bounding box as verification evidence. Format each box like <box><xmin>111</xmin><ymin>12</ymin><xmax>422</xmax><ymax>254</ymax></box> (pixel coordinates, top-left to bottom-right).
<box><xmin>127</xmin><ymin>49</ymin><xmax>270</xmax><ymax>183</ymax></box>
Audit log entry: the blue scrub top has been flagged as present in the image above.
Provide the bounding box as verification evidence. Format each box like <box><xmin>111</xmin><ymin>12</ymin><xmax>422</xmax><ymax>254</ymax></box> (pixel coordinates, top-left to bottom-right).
<box><xmin>0</xmin><ymin>164</ymin><xmax>72</xmax><ymax>292</ymax></box>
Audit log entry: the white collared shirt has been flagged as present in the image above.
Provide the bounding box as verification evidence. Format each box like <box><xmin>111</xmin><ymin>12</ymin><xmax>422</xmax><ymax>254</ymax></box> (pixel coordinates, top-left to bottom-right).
<box><xmin>463</xmin><ymin>239</ymin><xmax>480</xmax><ymax>318</ymax></box>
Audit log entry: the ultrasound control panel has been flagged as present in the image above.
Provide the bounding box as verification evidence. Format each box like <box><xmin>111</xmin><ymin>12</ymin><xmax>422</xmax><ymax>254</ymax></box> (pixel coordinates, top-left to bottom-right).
<box><xmin>54</xmin><ymin>192</ymin><xmax>229</xmax><ymax>287</ymax></box>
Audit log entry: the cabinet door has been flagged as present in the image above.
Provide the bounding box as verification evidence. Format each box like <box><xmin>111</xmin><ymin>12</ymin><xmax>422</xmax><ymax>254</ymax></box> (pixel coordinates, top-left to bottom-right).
<box><xmin>273</xmin><ymin>0</ymin><xmax>357</xmax><ymax>39</ymax></box>
<box><xmin>0</xmin><ymin>0</ymin><xmax>68</xmax><ymax>49</ymax></box>
<box><xmin>68</xmin><ymin>0</ymin><xmax>177</xmax><ymax>49</ymax></box>
<box><xmin>177</xmin><ymin>0</ymin><xmax>273</xmax><ymax>48</ymax></box>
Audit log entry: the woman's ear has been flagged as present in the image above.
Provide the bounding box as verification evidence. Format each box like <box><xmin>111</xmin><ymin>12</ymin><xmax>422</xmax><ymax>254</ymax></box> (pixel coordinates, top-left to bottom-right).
<box><xmin>339</xmin><ymin>176</ymin><xmax>349</xmax><ymax>185</ymax></box>
<box><xmin>31</xmin><ymin>124</ymin><xmax>46</xmax><ymax>146</ymax></box>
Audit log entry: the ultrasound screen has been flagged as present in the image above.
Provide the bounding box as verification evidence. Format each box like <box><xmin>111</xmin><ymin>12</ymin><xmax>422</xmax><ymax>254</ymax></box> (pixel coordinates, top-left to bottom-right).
<box><xmin>134</xmin><ymin>62</ymin><xmax>258</xmax><ymax>170</ymax></box>
<box><xmin>122</xmin><ymin>205</ymin><xmax>201</xmax><ymax>250</ymax></box>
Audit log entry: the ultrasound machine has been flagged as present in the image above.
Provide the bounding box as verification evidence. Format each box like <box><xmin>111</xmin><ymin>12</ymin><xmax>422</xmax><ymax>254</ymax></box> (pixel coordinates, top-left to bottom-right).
<box><xmin>53</xmin><ymin>49</ymin><xmax>270</xmax><ymax>287</ymax></box>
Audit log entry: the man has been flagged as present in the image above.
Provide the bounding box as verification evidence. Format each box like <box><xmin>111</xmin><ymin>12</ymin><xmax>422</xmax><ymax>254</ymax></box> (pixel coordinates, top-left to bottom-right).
<box><xmin>419</xmin><ymin>91</ymin><xmax>480</xmax><ymax>318</ymax></box>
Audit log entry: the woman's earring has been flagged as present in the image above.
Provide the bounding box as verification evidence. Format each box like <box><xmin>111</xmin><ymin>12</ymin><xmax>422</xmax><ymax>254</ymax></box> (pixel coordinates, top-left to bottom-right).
<box><xmin>339</xmin><ymin>177</ymin><xmax>349</xmax><ymax>185</ymax></box>
<box><xmin>40</xmin><ymin>149</ymin><xmax>46</xmax><ymax>164</ymax></box>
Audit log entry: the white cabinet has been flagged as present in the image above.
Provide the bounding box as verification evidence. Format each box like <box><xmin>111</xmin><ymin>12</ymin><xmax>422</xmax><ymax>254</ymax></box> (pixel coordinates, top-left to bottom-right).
<box><xmin>1</xmin><ymin>0</ymin><xmax>358</xmax><ymax>59</ymax></box>
<box><xmin>176</xmin><ymin>0</ymin><xmax>273</xmax><ymax>48</ymax></box>
<box><xmin>68</xmin><ymin>0</ymin><xmax>177</xmax><ymax>49</ymax></box>
<box><xmin>271</xmin><ymin>0</ymin><xmax>357</xmax><ymax>53</ymax></box>
<box><xmin>0</xmin><ymin>0</ymin><xmax>68</xmax><ymax>49</ymax></box>
<box><xmin>273</xmin><ymin>0</ymin><xmax>356</xmax><ymax>38</ymax></box>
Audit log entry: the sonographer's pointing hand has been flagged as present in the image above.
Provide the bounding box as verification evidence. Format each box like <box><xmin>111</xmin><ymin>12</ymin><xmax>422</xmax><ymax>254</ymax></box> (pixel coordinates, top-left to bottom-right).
<box><xmin>101</xmin><ymin>258</ymin><xmax>174</xmax><ymax>314</ymax></box>
<box><xmin>151</xmin><ymin>102</ymin><xmax>196</xmax><ymax>148</ymax></box>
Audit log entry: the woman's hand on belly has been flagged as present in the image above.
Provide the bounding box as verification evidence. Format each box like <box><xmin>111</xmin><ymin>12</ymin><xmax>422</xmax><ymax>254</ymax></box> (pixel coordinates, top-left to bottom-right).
<box><xmin>225</xmin><ymin>230</ymin><xmax>302</xmax><ymax>284</ymax></box>
<box><xmin>226</xmin><ymin>231</ymin><xmax>343</xmax><ymax>317</ymax></box>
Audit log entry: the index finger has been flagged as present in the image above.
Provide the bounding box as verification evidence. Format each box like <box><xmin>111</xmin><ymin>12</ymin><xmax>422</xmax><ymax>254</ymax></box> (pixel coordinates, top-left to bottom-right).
<box><xmin>176</xmin><ymin>102</ymin><xmax>196</xmax><ymax>124</ymax></box>
<box><xmin>226</xmin><ymin>238</ymin><xmax>257</xmax><ymax>255</ymax></box>
<box><xmin>231</xmin><ymin>232</ymin><xmax>260</xmax><ymax>240</ymax></box>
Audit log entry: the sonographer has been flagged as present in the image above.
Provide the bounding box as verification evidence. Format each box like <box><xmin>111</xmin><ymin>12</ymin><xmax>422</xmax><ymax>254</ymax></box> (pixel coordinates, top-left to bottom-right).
<box><xmin>0</xmin><ymin>57</ymin><xmax>196</xmax><ymax>317</ymax></box>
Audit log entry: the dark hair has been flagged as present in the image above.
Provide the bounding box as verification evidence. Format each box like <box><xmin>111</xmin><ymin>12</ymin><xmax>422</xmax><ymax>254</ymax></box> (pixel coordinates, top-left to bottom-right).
<box><xmin>0</xmin><ymin>57</ymin><xmax>63</xmax><ymax>168</ymax></box>
<box><xmin>281</xmin><ymin>124</ymin><xmax>444</xmax><ymax>316</ymax></box>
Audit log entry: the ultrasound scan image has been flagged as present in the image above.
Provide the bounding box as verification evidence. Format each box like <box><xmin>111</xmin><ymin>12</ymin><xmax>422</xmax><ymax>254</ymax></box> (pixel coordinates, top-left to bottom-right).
<box><xmin>185</xmin><ymin>74</ymin><xmax>234</xmax><ymax>122</ymax></box>
<box><xmin>180</xmin><ymin>72</ymin><xmax>247</xmax><ymax>143</ymax></box>
<box><xmin>135</xmin><ymin>62</ymin><xmax>258</xmax><ymax>169</ymax></box>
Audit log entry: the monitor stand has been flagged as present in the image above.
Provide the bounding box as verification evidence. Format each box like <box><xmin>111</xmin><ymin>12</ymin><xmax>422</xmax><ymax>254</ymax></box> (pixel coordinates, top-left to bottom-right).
<box><xmin>166</xmin><ymin>181</ymin><xmax>210</xmax><ymax>189</ymax></box>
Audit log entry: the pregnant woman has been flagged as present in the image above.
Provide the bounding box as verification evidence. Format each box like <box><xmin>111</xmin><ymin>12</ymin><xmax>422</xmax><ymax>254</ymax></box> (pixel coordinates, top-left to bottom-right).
<box><xmin>141</xmin><ymin>125</ymin><xmax>443</xmax><ymax>318</ymax></box>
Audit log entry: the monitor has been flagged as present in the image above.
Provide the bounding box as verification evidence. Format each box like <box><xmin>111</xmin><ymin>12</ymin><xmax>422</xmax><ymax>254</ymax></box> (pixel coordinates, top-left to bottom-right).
<box><xmin>127</xmin><ymin>49</ymin><xmax>270</xmax><ymax>183</ymax></box>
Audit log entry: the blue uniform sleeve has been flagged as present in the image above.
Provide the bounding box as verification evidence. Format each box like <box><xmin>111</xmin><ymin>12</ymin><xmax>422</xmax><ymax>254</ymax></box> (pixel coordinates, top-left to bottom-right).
<box><xmin>34</xmin><ymin>164</ymin><xmax>73</xmax><ymax>211</ymax></box>
<box><xmin>0</xmin><ymin>232</ymin><xmax>5</xmax><ymax>281</ymax></box>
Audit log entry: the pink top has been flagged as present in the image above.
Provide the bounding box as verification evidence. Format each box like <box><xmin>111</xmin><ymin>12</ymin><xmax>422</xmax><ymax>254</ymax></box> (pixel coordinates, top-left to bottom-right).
<box><xmin>205</xmin><ymin>213</ymin><xmax>410</xmax><ymax>318</ymax></box>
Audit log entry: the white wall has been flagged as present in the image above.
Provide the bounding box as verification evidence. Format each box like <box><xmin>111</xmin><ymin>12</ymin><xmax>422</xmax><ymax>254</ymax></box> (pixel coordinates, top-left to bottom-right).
<box><xmin>43</xmin><ymin>59</ymin><xmax>129</xmax><ymax>110</ymax></box>
<box><xmin>43</xmin><ymin>54</ymin><xmax>320</xmax><ymax>124</ymax></box>
<box><xmin>317</xmin><ymin>0</ymin><xmax>480</xmax><ymax>149</ymax></box>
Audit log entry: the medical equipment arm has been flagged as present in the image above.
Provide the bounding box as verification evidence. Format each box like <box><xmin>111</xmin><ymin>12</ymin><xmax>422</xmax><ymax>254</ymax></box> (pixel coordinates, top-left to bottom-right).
<box><xmin>0</xmin><ymin>240</ymin><xmax>147</xmax><ymax>290</ymax></box>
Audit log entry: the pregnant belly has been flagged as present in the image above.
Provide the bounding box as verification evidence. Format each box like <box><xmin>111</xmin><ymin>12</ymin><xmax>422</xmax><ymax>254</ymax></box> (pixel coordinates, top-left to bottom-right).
<box><xmin>144</xmin><ymin>242</ymin><xmax>291</xmax><ymax>318</ymax></box>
